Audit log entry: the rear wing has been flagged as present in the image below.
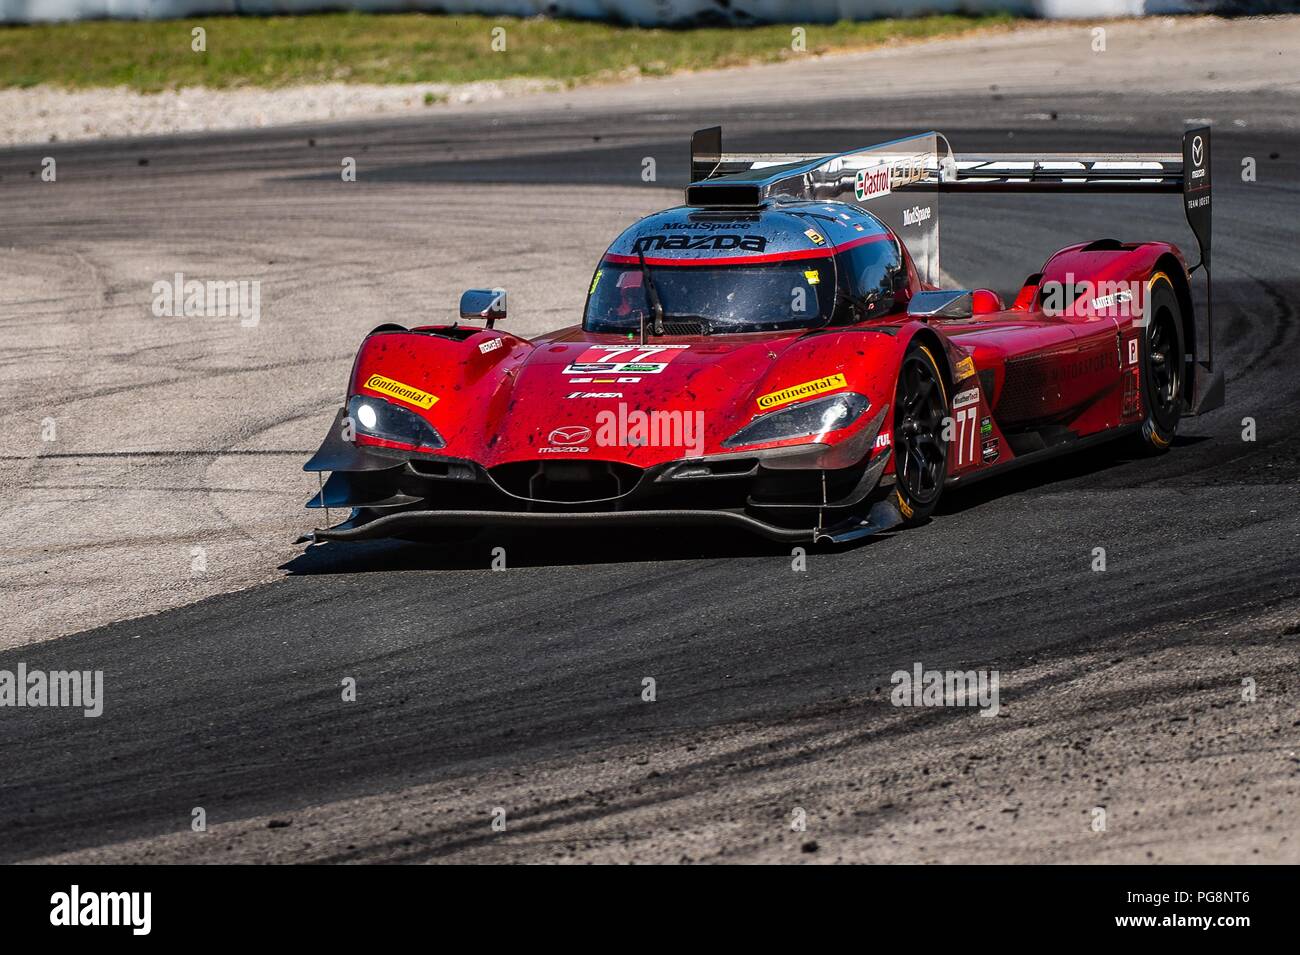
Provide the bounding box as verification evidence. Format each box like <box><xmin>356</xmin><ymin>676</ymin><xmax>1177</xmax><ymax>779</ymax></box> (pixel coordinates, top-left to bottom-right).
<box><xmin>688</xmin><ymin>126</ymin><xmax>1221</xmax><ymax>415</ymax></box>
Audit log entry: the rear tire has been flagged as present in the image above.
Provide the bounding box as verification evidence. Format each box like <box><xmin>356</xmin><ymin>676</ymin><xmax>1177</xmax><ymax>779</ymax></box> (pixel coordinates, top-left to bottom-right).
<box><xmin>1131</xmin><ymin>271</ymin><xmax>1186</xmax><ymax>455</ymax></box>
<box><xmin>891</xmin><ymin>343</ymin><xmax>949</xmax><ymax>525</ymax></box>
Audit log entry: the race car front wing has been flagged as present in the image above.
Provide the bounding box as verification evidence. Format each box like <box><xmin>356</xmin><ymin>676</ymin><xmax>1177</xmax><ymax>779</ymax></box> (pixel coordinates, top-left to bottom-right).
<box><xmin>299</xmin><ymin>406</ymin><xmax>901</xmax><ymax>545</ymax></box>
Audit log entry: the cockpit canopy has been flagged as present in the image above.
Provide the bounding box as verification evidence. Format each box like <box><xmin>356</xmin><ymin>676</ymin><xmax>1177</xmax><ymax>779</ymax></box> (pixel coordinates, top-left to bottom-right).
<box><xmin>583</xmin><ymin>201</ymin><xmax>912</xmax><ymax>336</ymax></box>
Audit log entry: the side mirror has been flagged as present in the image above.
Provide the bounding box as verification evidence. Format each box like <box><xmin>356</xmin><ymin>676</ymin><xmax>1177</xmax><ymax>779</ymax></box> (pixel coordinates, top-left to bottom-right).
<box><xmin>907</xmin><ymin>289</ymin><xmax>972</xmax><ymax>320</ymax></box>
<box><xmin>460</xmin><ymin>288</ymin><xmax>507</xmax><ymax>328</ymax></box>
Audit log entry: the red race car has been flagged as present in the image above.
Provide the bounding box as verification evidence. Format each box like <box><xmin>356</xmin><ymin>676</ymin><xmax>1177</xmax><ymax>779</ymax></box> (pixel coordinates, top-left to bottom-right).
<box><xmin>301</xmin><ymin>126</ymin><xmax>1222</xmax><ymax>545</ymax></box>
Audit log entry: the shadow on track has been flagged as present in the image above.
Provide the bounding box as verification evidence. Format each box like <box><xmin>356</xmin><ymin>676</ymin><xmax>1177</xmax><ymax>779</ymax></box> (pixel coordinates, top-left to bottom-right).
<box><xmin>281</xmin><ymin>523</ymin><xmax>803</xmax><ymax>575</ymax></box>
<box><xmin>938</xmin><ymin>433</ymin><xmax>1213</xmax><ymax>515</ymax></box>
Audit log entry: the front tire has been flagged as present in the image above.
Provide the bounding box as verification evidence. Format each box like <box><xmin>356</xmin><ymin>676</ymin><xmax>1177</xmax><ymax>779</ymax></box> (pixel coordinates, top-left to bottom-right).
<box><xmin>1132</xmin><ymin>271</ymin><xmax>1186</xmax><ymax>455</ymax></box>
<box><xmin>891</xmin><ymin>343</ymin><xmax>949</xmax><ymax>525</ymax></box>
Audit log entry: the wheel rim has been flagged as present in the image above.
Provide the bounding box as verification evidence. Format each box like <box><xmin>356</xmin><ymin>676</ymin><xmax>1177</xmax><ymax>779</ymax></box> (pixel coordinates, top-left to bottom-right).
<box><xmin>894</xmin><ymin>352</ymin><xmax>947</xmax><ymax>505</ymax></box>
<box><xmin>1147</xmin><ymin>303</ymin><xmax>1182</xmax><ymax>422</ymax></box>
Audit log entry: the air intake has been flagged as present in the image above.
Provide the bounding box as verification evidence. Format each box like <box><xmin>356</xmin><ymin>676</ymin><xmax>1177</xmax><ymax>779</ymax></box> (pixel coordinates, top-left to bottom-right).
<box><xmin>685</xmin><ymin>183</ymin><xmax>763</xmax><ymax>207</ymax></box>
<box><xmin>490</xmin><ymin>461</ymin><xmax>643</xmax><ymax>504</ymax></box>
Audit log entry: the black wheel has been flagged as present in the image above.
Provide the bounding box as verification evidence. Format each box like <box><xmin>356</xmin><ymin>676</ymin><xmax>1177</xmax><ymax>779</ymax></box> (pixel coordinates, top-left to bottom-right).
<box><xmin>891</xmin><ymin>343</ymin><xmax>949</xmax><ymax>525</ymax></box>
<box><xmin>1132</xmin><ymin>271</ymin><xmax>1186</xmax><ymax>454</ymax></box>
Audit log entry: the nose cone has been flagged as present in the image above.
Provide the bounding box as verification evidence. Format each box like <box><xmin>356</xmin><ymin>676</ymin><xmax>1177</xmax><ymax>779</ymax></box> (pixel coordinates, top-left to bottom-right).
<box><xmin>483</xmin><ymin>334</ymin><xmax>800</xmax><ymax>465</ymax></box>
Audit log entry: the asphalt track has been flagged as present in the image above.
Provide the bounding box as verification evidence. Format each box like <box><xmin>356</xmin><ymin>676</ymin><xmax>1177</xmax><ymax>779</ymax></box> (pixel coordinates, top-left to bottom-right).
<box><xmin>1</xmin><ymin>33</ymin><xmax>1298</xmax><ymax>862</ymax></box>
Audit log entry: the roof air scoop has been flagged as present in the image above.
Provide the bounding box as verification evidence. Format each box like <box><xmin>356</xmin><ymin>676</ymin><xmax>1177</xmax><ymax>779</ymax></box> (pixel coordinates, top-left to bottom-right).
<box><xmin>684</xmin><ymin>182</ymin><xmax>763</xmax><ymax>207</ymax></box>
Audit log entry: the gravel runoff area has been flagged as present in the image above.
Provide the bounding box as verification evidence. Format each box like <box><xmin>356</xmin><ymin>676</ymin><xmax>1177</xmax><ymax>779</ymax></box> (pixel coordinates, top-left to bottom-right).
<box><xmin>0</xmin><ymin>77</ymin><xmax>561</xmax><ymax>147</ymax></box>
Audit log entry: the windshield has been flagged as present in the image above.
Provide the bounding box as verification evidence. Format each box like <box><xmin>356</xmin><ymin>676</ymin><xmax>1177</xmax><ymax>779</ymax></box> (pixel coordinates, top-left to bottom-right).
<box><xmin>583</xmin><ymin>259</ymin><xmax>836</xmax><ymax>335</ymax></box>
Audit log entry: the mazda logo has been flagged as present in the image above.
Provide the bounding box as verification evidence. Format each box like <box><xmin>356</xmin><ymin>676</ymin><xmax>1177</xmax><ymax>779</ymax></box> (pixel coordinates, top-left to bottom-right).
<box><xmin>548</xmin><ymin>426</ymin><xmax>591</xmax><ymax>445</ymax></box>
<box><xmin>1191</xmin><ymin>135</ymin><xmax>1203</xmax><ymax>168</ymax></box>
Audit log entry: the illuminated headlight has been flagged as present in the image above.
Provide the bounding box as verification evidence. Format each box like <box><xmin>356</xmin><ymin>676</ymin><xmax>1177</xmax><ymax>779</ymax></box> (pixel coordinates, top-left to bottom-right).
<box><xmin>347</xmin><ymin>394</ymin><xmax>445</xmax><ymax>450</ymax></box>
<box><xmin>722</xmin><ymin>392</ymin><xmax>870</xmax><ymax>448</ymax></box>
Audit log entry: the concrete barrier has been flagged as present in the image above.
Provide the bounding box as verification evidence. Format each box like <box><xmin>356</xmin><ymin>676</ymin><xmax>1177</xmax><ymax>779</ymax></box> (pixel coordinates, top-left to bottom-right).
<box><xmin>0</xmin><ymin>0</ymin><xmax>1248</xmax><ymax>25</ymax></box>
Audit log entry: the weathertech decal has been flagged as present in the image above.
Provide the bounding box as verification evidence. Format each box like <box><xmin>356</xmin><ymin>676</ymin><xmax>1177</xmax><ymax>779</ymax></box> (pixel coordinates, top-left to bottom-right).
<box><xmin>564</xmin><ymin>344</ymin><xmax>688</xmax><ymax>376</ymax></box>
<box><xmin>364</xmin><ymin>374</ymin><xmax>437</xmax><ymax>409</ymax></box>
<box><xmin>952</xmin><ymin>387</ymin><xmax>980</xmax><ymax>409</ymax></box>
<box><xmin>1091</xmin><ymin>289</ymin><xmax>1133</xmax><ymax>311</ymax></box>
<box><xmin>757</xmin><ymin>373</ymin><xmax>847</xmax><ymax>410</ymax></box>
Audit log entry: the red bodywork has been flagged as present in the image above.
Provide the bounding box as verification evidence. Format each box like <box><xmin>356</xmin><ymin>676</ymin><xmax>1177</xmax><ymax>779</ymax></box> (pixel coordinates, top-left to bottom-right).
<box><xmin>302</xmin><ymin>125</ymin><xmax>1218</xmax><ymax>545</ymax></box>
<box><xmin>343</xmin><ymin>240</ymin><xmax>1188</xmax><ymax>485</ymax></box>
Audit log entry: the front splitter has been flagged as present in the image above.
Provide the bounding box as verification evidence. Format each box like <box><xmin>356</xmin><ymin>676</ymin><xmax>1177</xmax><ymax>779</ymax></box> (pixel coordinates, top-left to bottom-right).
<box><xmin>301</xmin><ymin>498</ymin><xmax>907</xmax><ymax>547</ymax></box>
<box><xmin>303</xmin><ymin>507</ymin><xmax>815</xmax><ymax>543</ymax></box>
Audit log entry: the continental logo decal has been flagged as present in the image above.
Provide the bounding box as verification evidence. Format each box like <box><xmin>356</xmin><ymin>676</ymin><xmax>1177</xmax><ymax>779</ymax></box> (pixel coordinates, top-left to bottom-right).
<box><xmin>757</xmin><ymin>373</ymin><xmax>847</xmax><ymax>410</ymax></box>
<box><xmin>364</xmin><ymin>374</ymin><xmax>437</xmax><ymax>409</ymax></box>
<box><xmin>954</xmin><ymin>356</ymin><xmax>976</xmax><ymax>380</ymax></box>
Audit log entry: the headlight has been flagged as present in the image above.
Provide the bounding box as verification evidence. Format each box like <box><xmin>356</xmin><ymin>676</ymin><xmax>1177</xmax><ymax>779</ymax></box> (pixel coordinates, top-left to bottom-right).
<box><xmin>347</xmin><ymin>394</ymin><xmax>445</xmax><ymax>450</ymax></box>
<box><xmin>722</xmin><ymin>392</ymin><xmax>870</xmax><ymax>448</ymax></box>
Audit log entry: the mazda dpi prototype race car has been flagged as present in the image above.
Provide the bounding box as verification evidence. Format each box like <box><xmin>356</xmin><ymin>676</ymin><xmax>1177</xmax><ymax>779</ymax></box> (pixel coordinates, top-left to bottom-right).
<box><xmin>301</xmin><ymin>127</ymin><xmax>1223</xmax><ymax>545</ymax></box>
